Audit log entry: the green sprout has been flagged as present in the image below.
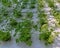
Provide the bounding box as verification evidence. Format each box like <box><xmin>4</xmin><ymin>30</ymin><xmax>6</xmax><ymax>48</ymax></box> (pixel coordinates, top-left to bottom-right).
<box><xmin>33</xmin><ymin>24</ymin><xmax>38</xmax><ymax>31</ymax></box>
<box><xmin>30</xmin><ymin>0</ymin><xmax>36</xmax><ymax>4</ymax></box>
<box><xmin>46</xmin><ymin>0</ymin><xmax>55</xmax><ymax>8</ymax></box>
<box><xmin>21</xmin><ymin>4</ymin><xmax>27</xmax><ymax>9</ymax></box>
<box><xmin>10</xmin><ymin>18</ymin><xmax>18</xmax><ymax>28</ymax></box>
<box><xmin>1</xmin><ymin>0</ymin><xmax>12</xmax><ymax>7</ymax></box>
<box><xmin>30</xmin><ymin>4</ymin><xmax>35</xmax><ymax>9</ymax></box>
<box><xmin>12</xmin><ymin>0</ymin><xmax>19</xmax><ymax>4</ymax></box>
<box><xmin>38</xmin><ymin>0</ymin><xmax>45</xmax><ymax>11</ymax></box>
<box><xmin>26</xmin><ymin>12</ymin><xmax>33</xmax><ymax>18</ymax></box>
<box><xmin>0</xmin><ymin>31</ymin><xmax>11</xmax><ymax>41</ymax></box>
<box><xmin>0</xmin><ymin>16</ymin><xmax>3</xmax><ymax>23</ymax></box>
<box><xmin>13</xmin><ymin>9</ymin><xmax>22</xmax><ymax>18</ymax></box>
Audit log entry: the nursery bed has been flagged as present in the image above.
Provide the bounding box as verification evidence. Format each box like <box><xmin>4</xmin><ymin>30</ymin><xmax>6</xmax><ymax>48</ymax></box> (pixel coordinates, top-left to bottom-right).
<box><xmin>0</xmin><ymin>0</ymin><xmax>60</xmax><ymax>48</ymax></box>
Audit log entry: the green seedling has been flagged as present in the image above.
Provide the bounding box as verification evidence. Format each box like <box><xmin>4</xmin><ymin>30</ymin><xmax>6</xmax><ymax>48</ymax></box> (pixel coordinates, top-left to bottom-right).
<box><xmin>46</xmin><ymin>0</ymin><xmax>55</xmax><ymax>8</ymax></box>
<box><xmin>21</xmin><ymin>4</ymin><xmax>27</xmax><ymax>9</ymax></box>
<box><xmin>0</xmin><ymin>31</ymin><xmax>11</xmax><ymax>41</ymax></box>
<box><xmin>10</xmin><ymin>18</ymin><xmax>18</xmax><ymax>28</ymax></box>
<box><xmin>13</xmin><ymin>9</ymin><xmax>22</xmax><ymax>18</ymax></box>
<box><xmin>26</xmin><ymin>12</ymin><xmax>33</xmax><ymax>18</ymax></box>
<box><xmin>30</xmin><ymin>0</ymin><xmax>36</xmax><ymax>4</ymax></box>
<box><xmin>30</xmin><ymin>4</ymin><xmax>35</xmax><ymax>9</ymax></box>
<box><xmin>2</xmin><ymin>0</ymin><xmax>12</xmax><ymax>7</ymax></box>
<box><xmin>12</xmin><ymin>0</ymin><xmax>19</xmax><ymax>4</ymax></box>
<box><xmin>38</xmin><ymin>0</ymin><xmax>45</xmax><ymax>11</ymax></box>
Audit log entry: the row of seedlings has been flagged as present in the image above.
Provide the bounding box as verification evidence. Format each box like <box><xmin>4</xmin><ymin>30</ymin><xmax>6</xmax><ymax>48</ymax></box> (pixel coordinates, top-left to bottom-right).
<box><xmin>46</xmin><ymin>0</ymin><xmax>60</xmax><ymax>27</ymax></box>
<box><xmin>9</xmin><ymin>0</ymin><xmax>35</xmax><ymax>46</ymax></box>
<box><xmin>29</xmin><ymin>0</ymin><xmax>36</xmax><ymax>9</ymax></box>
<box><xmin>38</xmin><ymin>0</ymin><xmax>58</xmax><ymax>45</ymax></box>
<box><xmin>13</xmin><ymin>0</ymin><xmax>35</xmax><ymax>45</ymax></box>
<box><xmin>16</xmin><ymin>0</ymin><xmax>37</xmax><ymax>9</ymax></box>
<box><xmin>38</xmin><ymin>0</ymin><xmax>50</xmax><ymax>45</ymax></box>
<box><xmin>0</xmin><ymin>0</ymin><xmax>12</xmax><ymax>42</ymax></box>
<box><xmin>14</xmin><ymin>19</ymin><xmax>33</xmax><ymax>46</ymax></box>
<box><xmin>49</xmin><ymin>2</ymin><xmax>60</xmax><ymax>27</ymax></box>
<box><xmin>45</xmin><ymin>0</ymin><xmax>60</xmax><ymax>45</ymax></box>
<box><xmin>0</xmin><ymin>0</ymin><xmax>22</xmax><ymax>42</ymax></box>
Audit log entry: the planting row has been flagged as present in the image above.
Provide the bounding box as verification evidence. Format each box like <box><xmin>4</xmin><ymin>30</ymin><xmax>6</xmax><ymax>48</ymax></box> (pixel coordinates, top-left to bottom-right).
<box><xmin>0</xmin><ymin>0</ymin><xmax>36</xmax><ymax>9</ymax></box>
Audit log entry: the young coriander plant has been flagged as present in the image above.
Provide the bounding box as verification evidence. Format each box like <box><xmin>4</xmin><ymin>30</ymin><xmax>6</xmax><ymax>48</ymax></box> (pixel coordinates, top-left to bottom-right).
<box><xmin>38</xmin><ymin>0</ymin><xmax>45</xmax><ymax>11</ymax></box>
<box><xmin>1</xmin><ymin>0</ymin><xmax>12</xmax><ymax>7</ymax></box>
<box><xmin>30</xmin><ymin>4</ymin><xmax>35</xmax><ymax>9</ymax></box>
<box><xmin>12</xmin><ymin>0</ymin><xmax>19</xmax><ymax>4</ymax></box>
<box><xmin>13</xmin><ymin>9</ymin><xmax>22</xmax><ymax>18</ymax></box>
<box><xmin>0</xmin><ymin>30</ymin><xmax>11</xmax><ymax>41</ymax></box>
<box><xmin>10</xmin><ymin>18</ymin><xmax>18</xmax><ymax>28</ymax></box>
<box><xmin>21</xmin><ymin>4</ymin><xmax>27</xmax><ymax>9</ymax></box>
<box><xmin>26</xmin><ymin>12</ymin><xmax>33</xmax><ymax>18</ymax></box>
<box><xmin>46</xmin><ymin>0</ymin><xmax>55</xmax><ymax>8</ymax></box>
<box><xmin>30</xmin><ymin>0</ymin><xmax>36</xmax><ymax>4</ymax></box>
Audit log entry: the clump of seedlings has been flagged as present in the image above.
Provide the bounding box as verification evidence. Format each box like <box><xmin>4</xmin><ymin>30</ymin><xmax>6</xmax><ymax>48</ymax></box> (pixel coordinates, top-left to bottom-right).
<box><xmin>1</xmin><ymin>7</ymin><xmax>8</xmax><ymax>17</ymax></box>
<box><xmin>30</xmin><ymin>4</ymin><xmax>35</xmax><ymax>9</ymax></box>
<box><xmin>13</xmin><ymin>9</ymin><xmax>22</xmax><ymax>18</ymax></box>
<box><xmin>0</xmin><ymin>16</ymin><xmax>4</xmax><ymax>23</ymax></box>
<box><xmin>30</xmin><ymin>0</ymin><xmax>36</xmax><ymax>4</ymax></box>
<box><xmin>12</xmin><ymin>0</ymin><xmax>19</xmax><ymax>4</ymax></box>
<box><xmin>21</xmin><ymin>4</ymin><xmax>27</xmax><ymax>9</ymax></box>
<box><xmin>29</xmin><ymin>0</ymin><xmax>36</xmax><ymax>9</ymax></box>
<box><xmin>39</xmin><ymin>24</ymin><xmax>59</xmax><ymax>45</ymax></box>
<box><xmin>0</xmin><ymin>30</ymin><xmax>11</xmax><ymax>41</ymax></box>
<box><xmin>33</xmin><ymin>24</ymin><xmax>38</xmax><ymax>31</ymax></box>
<box><xmin>46</xmin><ymin>0</ymin><xmax>56</xmax><ymax>8</ymax></box>
<box><xmin>0</xmin><ymin>7</ymin><xmax>9</xmax><ymax>22</ymax></box>
<box><xmin>1</xmin><ymin>0</ymin><xmax>12</xmax><ymax>7</ymax></box>
<box><xmin>14</xmin><ymin>19</ymin><xmax>32</xmax><ymax>46</ymax></box>
<box><xmin>10</xmin><ymin>18</ymin><xmax>18</xmax><ymax>28</ymax></box>
<box><xmin>21</xmin><ymin>0</ymin><xmax>29</xmax><ymax>9</ymax></box>
<box><xmin>38</xmin><ymin>0</ymin><xmax>45</xmax><ymax>11</ymax></box>
<box><xmin>26</xmin><ymin>12</ymin><xmax>33</xmax><ymax>18</ymax></box>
